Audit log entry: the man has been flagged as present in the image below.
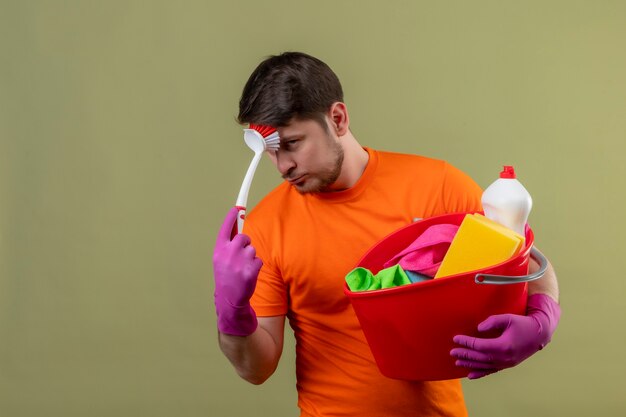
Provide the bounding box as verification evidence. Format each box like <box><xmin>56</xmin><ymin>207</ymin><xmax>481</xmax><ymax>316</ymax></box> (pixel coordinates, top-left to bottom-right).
<box><xmin>213</xmin><ymin>52</ymin><xmax>560</xmax><ymax>417</ymax></box>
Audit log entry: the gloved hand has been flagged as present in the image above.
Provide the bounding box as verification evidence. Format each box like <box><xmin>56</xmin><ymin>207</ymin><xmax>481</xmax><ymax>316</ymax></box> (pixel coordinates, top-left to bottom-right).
<box><xmin>213</xmin><ymin>207</ymin><xmax>263</xmax><ymax>336</ymax></box>
<box><xmin>450</xmin><ymin>293</ymin><xmax>561</xmax><ymax>379</ymax></box>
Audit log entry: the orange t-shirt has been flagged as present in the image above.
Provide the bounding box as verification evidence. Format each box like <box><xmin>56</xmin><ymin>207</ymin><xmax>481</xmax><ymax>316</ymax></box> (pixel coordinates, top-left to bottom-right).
<box><xmin>245</xmin><ymin>148</ymin><xmax>483</xmax><ymax>417</ymax></box>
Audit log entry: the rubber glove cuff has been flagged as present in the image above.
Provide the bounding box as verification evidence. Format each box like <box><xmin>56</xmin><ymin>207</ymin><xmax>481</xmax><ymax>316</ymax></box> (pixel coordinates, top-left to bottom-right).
<box><xmin>215</xmin><ymin>296</ymin><xmax>258</xmax><ymax>337</ymax></box>
<box><xmin>527</xmin><ymin>293</ymin><xmax>561</xmax><ymax>349</ymax></box>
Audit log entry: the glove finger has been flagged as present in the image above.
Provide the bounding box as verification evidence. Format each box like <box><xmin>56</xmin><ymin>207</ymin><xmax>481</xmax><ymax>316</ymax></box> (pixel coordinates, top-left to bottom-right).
<box><xmin>243</xmin><ymin>244</ymin><xmax>257</xmax><ymax>259</ymax></box>
<box><xmin>450</xmin><ymin>347</ymin><xmax>493</xmax><ymax>364</ymax></box>
<box><xmin>252</xmin><ymin>257</ymin><xmax>263</xmax><ymax>274</ymax></box>
<box><xmin>454</xmin><ymin>358</ymin><xmax>494</xmax><ymax>370</ymax></box>
<box><xmin>453</xmin><ymin>335</ymin><xmax>501</xmax><ymax>353</ymax></box>
<box><xmin>468</xmin><ymin>369</ymin><xmax>498</xmax><ymax>380</ymax></box>
<box><xmin>231</xmin><ymin>233</ymin><xmax>252</xmax><ymax>248</ymax></box>
<box><xmin>477</xmin><ymin>314</ymin><xmax>513</xmax><ymax>333</ymax></box>
<box><xmin>217</xmin><ymin>208</ymin><xmax>239</xmax><ymax>244</ymax></box>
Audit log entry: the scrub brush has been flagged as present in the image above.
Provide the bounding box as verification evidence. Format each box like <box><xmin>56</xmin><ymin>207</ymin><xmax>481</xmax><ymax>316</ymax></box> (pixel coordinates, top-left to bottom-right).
<box><xmin>234</xmin><ymin>123</ymin><xmax>281</xmax><ymax>234</ymax></box>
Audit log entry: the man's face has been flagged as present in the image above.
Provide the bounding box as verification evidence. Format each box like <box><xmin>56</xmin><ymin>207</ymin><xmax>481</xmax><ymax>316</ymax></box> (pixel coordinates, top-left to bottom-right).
<box><xmin>267</xmin><ymin>117</ymin><xmax>344</xmax><ymax>194</ymax></box>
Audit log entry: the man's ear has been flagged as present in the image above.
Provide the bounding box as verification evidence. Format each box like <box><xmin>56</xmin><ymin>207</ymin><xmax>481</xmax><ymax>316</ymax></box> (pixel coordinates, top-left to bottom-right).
<box><xmin>329</xmin><ymin>102</ymin><xmax>350</xmax><ymax>136</ymax></box>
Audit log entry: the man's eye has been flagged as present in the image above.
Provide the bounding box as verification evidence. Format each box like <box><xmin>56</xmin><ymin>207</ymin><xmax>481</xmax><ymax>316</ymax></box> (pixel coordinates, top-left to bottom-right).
<box><xmin>282</xmin><ymin>140</ymin><xmax>299</xmax><ymax>149</ymax></box>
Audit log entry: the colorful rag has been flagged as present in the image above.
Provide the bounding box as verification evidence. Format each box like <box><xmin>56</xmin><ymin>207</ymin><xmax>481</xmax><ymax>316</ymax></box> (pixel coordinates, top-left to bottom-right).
<box><xmin>378</xmin><ymin>264</ymin><xmax>411</xmax><ymax>288</ymax></box>
<box><xmin>345</xmin><ymin>264</ymin><xmax>411</xmax><ymax>292</ymax></box>
<box><xmin>405</xmin><ymin>270</ymin><xmax>432</xmax><ymax>283</ymax></box>
<box><xmin>345</xmin><ymin>267</ymin><xmax>380</xmax><ymax>291</ymax></box>
<box><xmin>383</xmin><ymin>223</ymin><xmax>459</xmax><ymax>277</ymax></box>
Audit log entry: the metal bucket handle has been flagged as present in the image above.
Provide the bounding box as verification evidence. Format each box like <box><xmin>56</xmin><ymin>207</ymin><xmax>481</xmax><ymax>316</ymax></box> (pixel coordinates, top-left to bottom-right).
<box><xmin>475</xmin><ymin>247</ymin><xmax>547</xmax><ymax>285</ymax></box>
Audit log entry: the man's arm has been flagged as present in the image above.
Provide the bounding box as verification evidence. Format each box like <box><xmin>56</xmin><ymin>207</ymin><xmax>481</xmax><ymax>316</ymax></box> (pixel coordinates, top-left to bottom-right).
<box><xmin>213</xmin><ymin>208</ymin><xmax>286</xmax><ymax>384</ymax></box>
<box><xmin>527</xmin><ymin>247</ymin><xmax>559</xmax><ymax>302</ymax></box>
<box><xmin>450</xmin><ymin>247</ymin><xmax>561</xmax><ymax>379</ymax></box>
<box><xmin>218</xmin><ymin>316</ymin><xmax>285</xmax><ymax>385</ymax></box>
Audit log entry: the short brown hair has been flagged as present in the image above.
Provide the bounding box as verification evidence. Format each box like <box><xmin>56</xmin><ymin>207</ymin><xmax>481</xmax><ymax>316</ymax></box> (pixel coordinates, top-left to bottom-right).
<box><xmin>237</xmin><ymin>52</ymin><xmax>344</xmax><ymax>127</ymax></box>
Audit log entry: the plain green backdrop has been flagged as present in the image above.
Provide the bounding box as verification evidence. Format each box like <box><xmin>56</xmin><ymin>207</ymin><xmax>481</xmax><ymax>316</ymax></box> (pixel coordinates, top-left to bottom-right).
<box><xmin>1</xmin><ymin>1</ymin><xmax>625</xmax><ymax>416</ymax></box>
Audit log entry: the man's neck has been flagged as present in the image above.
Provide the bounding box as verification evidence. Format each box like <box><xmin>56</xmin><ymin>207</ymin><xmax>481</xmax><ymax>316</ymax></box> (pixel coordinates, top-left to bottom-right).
<box><xmin>326</xmin><ymin>133</ymin><xmax>369</xmax><ymax>191</ymax></box>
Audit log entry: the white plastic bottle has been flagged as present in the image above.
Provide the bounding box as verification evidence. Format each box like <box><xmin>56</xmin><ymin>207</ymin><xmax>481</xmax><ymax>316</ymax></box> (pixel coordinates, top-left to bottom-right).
<box><xmin>481</xmin><ymin>166</ymin><xmax>533</xmax><ymax>237</ymax></box>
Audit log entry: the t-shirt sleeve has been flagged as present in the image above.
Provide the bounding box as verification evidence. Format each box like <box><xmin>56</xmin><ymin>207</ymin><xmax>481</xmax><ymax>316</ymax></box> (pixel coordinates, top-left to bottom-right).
<box><xmin>440</xmin><ymin>162</ymin><xmax>484</xmax><ymax>213</ymax></box>
<box><xmin>243</xmin><ymin>218</ymin><xmax>289</xmax><ymax>317</ymax></box>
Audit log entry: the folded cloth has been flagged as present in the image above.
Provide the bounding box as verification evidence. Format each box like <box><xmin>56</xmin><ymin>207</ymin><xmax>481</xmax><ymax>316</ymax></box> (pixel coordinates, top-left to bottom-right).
<box><xmin>345</xmin><ymin>267</ymin><xmax>380</xmax><ymax>291</ymax></box>
<box><xmin>383</xmin><ymin>223</ymin><xmax>459</xmax><ymax>277</ymax></box>
<box><xmin>405</xmin><ymin>270</ymin><xmax>432</xmax><ymax>283</ymax></box>
<box><xmin>346</xmin><ymin>265</ymin><xmax>411</xmax><ymax>292</ymax></box>
<box><xmin>378</xmin><ymin>264</ymin><xmax>411</xmax><ymax>288</ymax></box>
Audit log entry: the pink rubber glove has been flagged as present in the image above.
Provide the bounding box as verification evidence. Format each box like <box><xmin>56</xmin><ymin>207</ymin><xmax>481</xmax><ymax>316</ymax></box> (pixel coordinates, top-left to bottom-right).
<box><xmin>450</xmin><ymin>293</ymin><xmax>561</xmax><ymax>379</ymax></box>
<box><xmin>213</xmin><ymin>207</ymin><xmax>263</xmax><ymax>336</ymax></box>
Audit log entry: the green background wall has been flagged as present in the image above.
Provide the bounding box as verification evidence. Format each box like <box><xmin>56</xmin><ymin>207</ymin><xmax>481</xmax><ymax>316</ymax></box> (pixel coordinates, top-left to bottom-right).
<box><xmin>1</xmin><ymin>1</ymin><xmax>624</xmax><ymax>416</ymax></box>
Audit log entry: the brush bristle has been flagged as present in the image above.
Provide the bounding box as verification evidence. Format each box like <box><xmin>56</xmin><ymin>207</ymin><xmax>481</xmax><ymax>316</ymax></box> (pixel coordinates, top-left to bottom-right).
<box><xmin>249</xmin><ymin>123</ymin><xmax>277</xmax><ymax>138</ymax></box>
<box><xmin>264</xmin><ymin>132</ymin><xmax>281</xmax><ymax>150</ymax></box>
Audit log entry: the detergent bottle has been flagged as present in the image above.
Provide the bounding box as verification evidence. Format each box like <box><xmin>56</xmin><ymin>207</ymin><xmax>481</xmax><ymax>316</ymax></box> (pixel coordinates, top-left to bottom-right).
<box><xmin>481</xmin><ymin>166</ymin><xmax>532</xmax><ymax>237</ymax></box>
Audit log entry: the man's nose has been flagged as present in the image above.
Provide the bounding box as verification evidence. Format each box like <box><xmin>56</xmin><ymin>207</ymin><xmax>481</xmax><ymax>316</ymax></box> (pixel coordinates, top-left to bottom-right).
<box><xmin>275</xmin><ymin>151</ymin><xmax>296</xmax><ymax>176</ymax></box>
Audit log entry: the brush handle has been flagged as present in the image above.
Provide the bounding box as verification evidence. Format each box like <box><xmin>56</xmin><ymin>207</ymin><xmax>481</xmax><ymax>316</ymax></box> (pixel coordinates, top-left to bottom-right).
<box><xmin>234</xmin><ymin>150</ymin><xmax>263</xmax><ymax>233</ymax></box>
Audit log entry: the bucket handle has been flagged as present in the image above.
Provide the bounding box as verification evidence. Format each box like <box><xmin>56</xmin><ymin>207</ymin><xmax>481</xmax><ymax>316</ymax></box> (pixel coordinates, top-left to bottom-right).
<box><xmin>475</xmin><ymin>247</ymin><xmax>548</xmax><ymax>285</ymax></box>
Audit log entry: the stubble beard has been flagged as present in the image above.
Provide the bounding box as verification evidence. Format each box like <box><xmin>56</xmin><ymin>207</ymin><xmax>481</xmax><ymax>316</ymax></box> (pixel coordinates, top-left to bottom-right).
<box><xmin>295</xmin><ymin>138</ymin><xmax>344</xmax><ymax>194</ymax></box>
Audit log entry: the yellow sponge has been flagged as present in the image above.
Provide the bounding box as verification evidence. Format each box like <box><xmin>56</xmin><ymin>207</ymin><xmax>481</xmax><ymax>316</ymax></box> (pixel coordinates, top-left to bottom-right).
<box><xmin>434</xmin><ymin>214</ymin><xmax>524</xmax><ymax>279</ymax></box>
<box><xmin>471</xmin><ymin>213</ymin><xmax>526</xmax><ymax>246</ymax></box>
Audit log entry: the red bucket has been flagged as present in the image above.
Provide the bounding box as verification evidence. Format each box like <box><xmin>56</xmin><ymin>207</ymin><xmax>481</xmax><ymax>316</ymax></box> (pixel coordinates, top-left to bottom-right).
<box><xmin>344</xmin><ymin>212</ymin><xmax>540</xmax><ymax>381</ymax></box>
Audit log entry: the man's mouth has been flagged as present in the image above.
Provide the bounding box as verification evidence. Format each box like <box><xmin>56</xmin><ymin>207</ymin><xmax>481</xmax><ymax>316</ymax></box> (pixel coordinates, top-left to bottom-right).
<box><xmin>286</xmin><ymin>175</ymin><xmax>306</xmax><ymax>184</ymax></box>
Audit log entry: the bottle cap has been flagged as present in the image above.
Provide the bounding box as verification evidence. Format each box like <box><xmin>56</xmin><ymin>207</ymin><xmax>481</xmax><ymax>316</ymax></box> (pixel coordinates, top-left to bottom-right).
<box><xmin>500</xmin><ymin>166</ymin><xmax>516</xmax><ymax>179</ymax></box>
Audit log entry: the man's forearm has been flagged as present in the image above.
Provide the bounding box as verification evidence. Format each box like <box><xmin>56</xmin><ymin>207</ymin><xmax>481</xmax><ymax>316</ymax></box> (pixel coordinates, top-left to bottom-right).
<box><xmin>527</xmin><ymin>247</ymin><xmax>559</xmax><ymax>302</ymax></box>
<box><xmin>218</xmin><ymin>316</ymin><xmax>284</xmax><ymax>385</ymax></box>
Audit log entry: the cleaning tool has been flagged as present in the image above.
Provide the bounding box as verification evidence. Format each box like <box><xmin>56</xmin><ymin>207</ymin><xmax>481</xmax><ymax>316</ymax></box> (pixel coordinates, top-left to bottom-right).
<box><xmin>434</xmin><ymin>214</ymin><xmax>524</xmax><ymax>279</ymax></box>
<box><xmin>481</xmin><ymin>166</ymin><xmax>532</xmax><ymax>236</ymax></box>
<box><xmin>234</xmin><ymin>124</ymin><xmax>281</xmax><ymax>234</ymax></box>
